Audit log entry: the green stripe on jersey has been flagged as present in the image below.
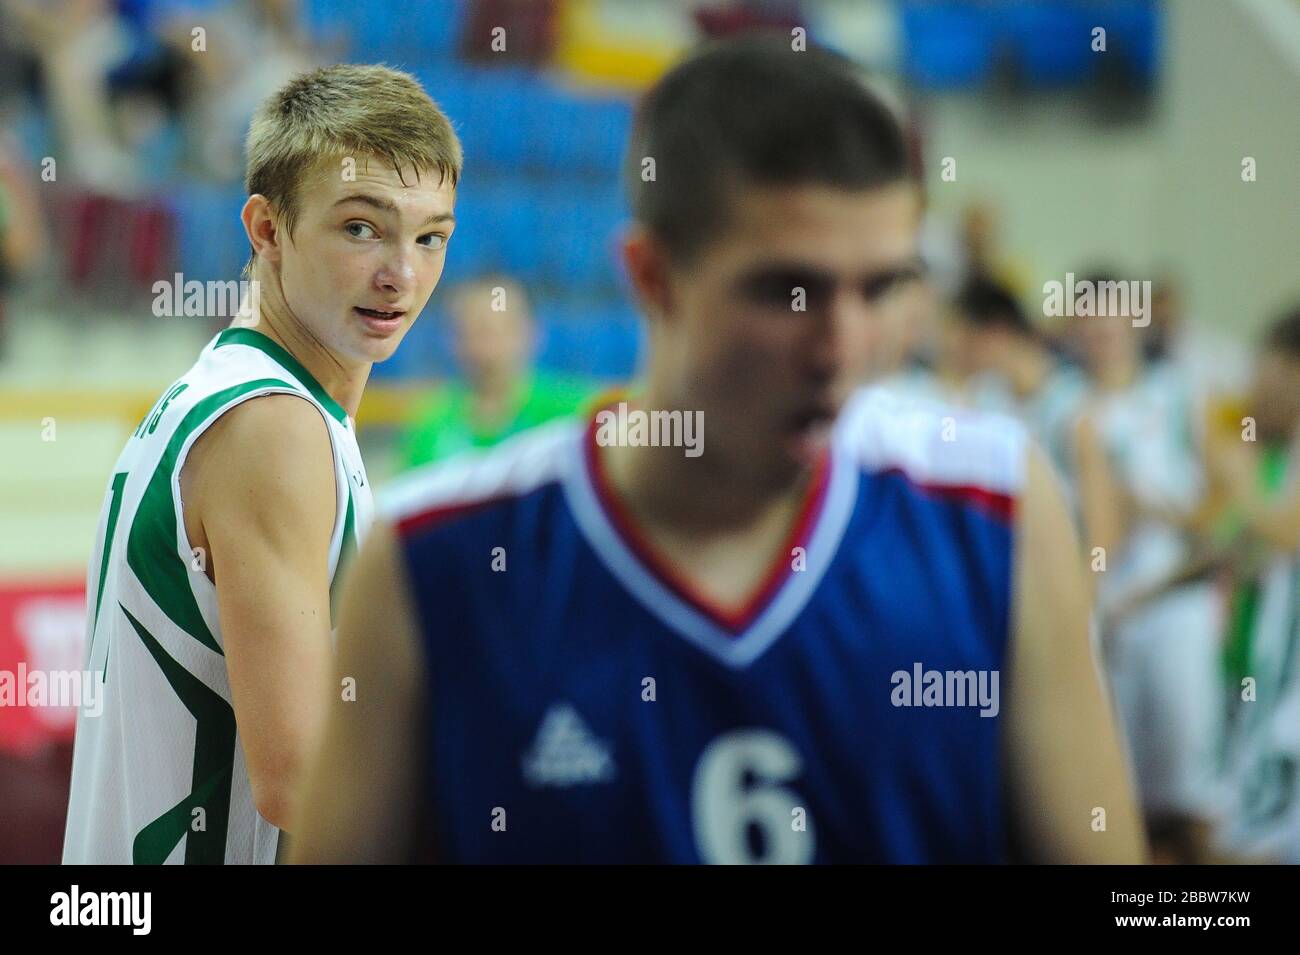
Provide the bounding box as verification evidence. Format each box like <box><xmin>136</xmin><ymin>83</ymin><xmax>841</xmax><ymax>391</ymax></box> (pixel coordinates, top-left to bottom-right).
<box><xmin>127</xmin><ymin>377</ymin><xmax>297</xmax><ymax>654</ymax></box>
<box><xmin>215</xmin><ymin>328</ymin><xmax>348</xmax><ymax>424</ymax></box>
<box><xmin>123</xmin><ymin>605</ymin><xmax>237</xmax><ymax>865</ymax></box>
<box><xmin>92</xmin><ymin>471</ymin><xmax>128</xmax><ymax>632</ymax></box>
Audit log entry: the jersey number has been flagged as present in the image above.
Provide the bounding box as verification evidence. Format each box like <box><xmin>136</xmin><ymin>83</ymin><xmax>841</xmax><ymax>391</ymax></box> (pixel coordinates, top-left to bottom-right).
<box><xmin>691</xmin><ymin>730</ymin><xmax>816</xmax><ymax>864</ymax></box>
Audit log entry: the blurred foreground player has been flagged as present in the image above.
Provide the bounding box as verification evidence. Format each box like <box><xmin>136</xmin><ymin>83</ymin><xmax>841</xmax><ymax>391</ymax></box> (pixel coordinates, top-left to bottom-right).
<box><xmin>293</xmin><ymin>38</ymin><xmax>1143</xmax><ymax>864</ymax></box>
<box><xmin>62</xmin><ymin>65</ymin><xmax>461</xmax><ymax>863</ymax></box>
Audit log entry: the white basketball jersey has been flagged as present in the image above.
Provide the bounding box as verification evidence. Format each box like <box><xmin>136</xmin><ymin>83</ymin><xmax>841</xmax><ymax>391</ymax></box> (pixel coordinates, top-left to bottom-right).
<box><xmin>63</xmin><ymin>326</ymin><xmax>374</xmax><ymax>864</ymax></box>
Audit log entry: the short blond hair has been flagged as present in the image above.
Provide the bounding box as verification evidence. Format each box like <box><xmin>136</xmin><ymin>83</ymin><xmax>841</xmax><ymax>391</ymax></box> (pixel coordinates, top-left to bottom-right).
<box><xmin>244</xmin><ymin>64</ymin><xmax>462</xmax><ymax>260</ymax></box>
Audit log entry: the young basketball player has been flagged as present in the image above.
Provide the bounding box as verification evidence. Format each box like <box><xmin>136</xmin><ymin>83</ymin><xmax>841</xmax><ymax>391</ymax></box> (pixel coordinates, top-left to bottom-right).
<box><xmin>62</xmin><ymin>65</ymin><xmax>461</xmax><ymax>864</ymax></box>
<box><xmin>291</xmin><ymin>38</ymin><xmax>1144</xmax><ymax>864</ymax></box>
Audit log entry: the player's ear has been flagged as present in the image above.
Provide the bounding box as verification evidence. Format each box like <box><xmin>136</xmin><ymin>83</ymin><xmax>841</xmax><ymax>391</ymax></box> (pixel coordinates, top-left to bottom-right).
<box><xmin>621</xmin><ymin>225</ymin><xmax>676</xmax><ymax>323</ymax></box>
<box><xmin>241</xmin><ymin>195</ymin><xmax>282</xmax><ymax>266</ymax></box>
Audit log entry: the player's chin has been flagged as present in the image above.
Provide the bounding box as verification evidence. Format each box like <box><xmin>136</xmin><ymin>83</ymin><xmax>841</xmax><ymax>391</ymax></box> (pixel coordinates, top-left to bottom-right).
<box><xmin>781</xmin><ymin>417</ymin><xmax>835</xmax><ymax>471</ymax></box>
<box><xmin>350</xmin><ymin>317</ymin><xmax>411</xmax><ymax>362</ymax></box>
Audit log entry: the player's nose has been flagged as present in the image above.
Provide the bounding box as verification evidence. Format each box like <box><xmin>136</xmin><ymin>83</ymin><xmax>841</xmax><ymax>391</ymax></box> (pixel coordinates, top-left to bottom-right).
<box><xmin>808</xmin><ymin>285</ymin><xmax>867</xmax><ymax>373</ymax></box>
<box><xmin>373</xmin><ymin>249</ymin><xmax>417</xmax><ymax>297</ymax></box>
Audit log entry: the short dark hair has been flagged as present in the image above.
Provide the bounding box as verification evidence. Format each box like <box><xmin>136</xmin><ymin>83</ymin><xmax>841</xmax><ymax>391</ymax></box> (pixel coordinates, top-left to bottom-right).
<box><xmin>955</xmin><ymin>277</ymin><xmax>1034</xmax><ymax>338</ymax></box>
<box><xmin>1264</xmin><ymin>304</ymin><xmax>1300</xmax><ymax>359</ymax></box>
<box><xmin>625</xmin><ymin>34</ymin><xmax>910</xmax><ymax>264</ymax></box>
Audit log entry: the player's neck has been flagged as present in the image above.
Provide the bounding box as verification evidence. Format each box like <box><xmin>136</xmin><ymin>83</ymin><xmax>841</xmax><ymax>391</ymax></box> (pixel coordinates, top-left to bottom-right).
<box><xmin>468</xmin><ymin>368</ymin><xmax>525</xmax><ymax>424</ymax></box>
<box><xmin>600</xmin><ymin>404</ymin><xmax>814</xmax><ymax>537</ymax></box>
<box><xmin>1007</xmin><ymin>346</ymin><xmax>1050</xmax><ymax>399</ymax></box>
<box><xmin>1091</xmin><ymin>357</ymin><xmax>1139</xmax><ymax>393</ymax></box>
<box><xmin>235</xmin><ymin>286</ymin><xmax>370</xmax><ymax>420</ymax></box>
<box><xmin>600</xmin><ymin>430</ymin><xmax>816</xmax><ymax>610</ymax></box>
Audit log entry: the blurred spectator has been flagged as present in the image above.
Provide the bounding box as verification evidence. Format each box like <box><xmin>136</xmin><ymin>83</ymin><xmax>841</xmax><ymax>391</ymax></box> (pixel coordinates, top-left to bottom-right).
<box><xmin>157</xmin><ymin>0</ymin><xmax>316</xmax><ymax>181</ymax></box>
<box><xmin>1144</xmin><ymin>276</ymin><xmax>1179</xmax><ymax>365</ymax></box>
<box><xmin>0</xmin><ymin>130</ymin><xmax>48</xmax><ymax>355</ymax></box>
<box><xmin>878</xmin><ymin>278</ymin><xmax>980</xmax><ymax>411</ymax></box>
<box><xmin>3</xmin><ymin>0</ymin><xmax>141</xmax><ymax>193</ymax></box>
<box><xmin>400</xmin><ymin>275</ymin><xmax>596</xmax><ymax>469</ymax></box>
<box><xmin>958</xmin><ymin>200</ymin><xmax>1031</xmax><ymax>300</ymax></box>
<box><xmin>1208</xmin><ymin>304</ymin><xmax>1300</xmax><ymax>862</ymax></box>
<box><xmin>1147</xmin><ymin>273</ymin><xmax>1251</xmax><ymax>401</ymax></box>
<box><xmin>460</xmin><ymin>0</ymin><xmax>557</xmax><ymax>66</ymax></box>
<box><xmin>952</xmin><ymin>276</ymin><xmax>1086</xmax><ymax>485</ymax></box>
<box><xmin>1069</xmin><ymin>280</ymin><xmax>1224</xmax><ymax>862</ymax></box>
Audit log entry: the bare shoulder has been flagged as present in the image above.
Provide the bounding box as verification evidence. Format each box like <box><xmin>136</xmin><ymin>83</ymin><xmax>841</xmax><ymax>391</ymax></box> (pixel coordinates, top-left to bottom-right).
<box><xmin>182</xmin><ymin>393</ymin><xmax>337</xmax><ymax>551</ymax></box>
<box><xmin>201</xmin><ymin>392</ymin><xmax>333</xmax><ymax>462</ymax></box>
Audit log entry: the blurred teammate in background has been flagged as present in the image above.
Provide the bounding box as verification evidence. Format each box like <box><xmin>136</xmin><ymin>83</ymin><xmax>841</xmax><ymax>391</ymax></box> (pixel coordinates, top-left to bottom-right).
<box><xmin>0</xmin><ymin>129</ymin><xmax>47</xmax><ymax>356</ymax></box>
<box><xmin>400</xmin><ymin>274</ymin><xmax>594</xmax><ymax>468</ymax></box>
<box><xmin>293</xmin><ymin>36</ymin><xmax>1142</xmax><ymax>864</ymax></box>
<box><xmin>1207</xmin><ymin>305</ymin><xmax>1300</xmax><ymax>862</ymax></box>
<box><xmin>1069</xmin><ymin>278</ymin><xmax>1223</xmax><ymax>862</ymax></box>
<box><xmin>62</xmin><ymin>65</ymin><xmax>460</xmax><ymax>864</ymax></box>
<box><xmin>951</xmin><ymin>277</ymin><xmax>1086</xmax><ymax>488</ymax></box>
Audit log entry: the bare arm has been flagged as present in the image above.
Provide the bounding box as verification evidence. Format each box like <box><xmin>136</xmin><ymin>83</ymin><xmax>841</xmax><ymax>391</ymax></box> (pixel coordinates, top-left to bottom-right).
<box><xmin>1073</xmin><ymin>413</ymin><xmax>1127</xmax><ymax>567</ymax></box>
<box><xmin>289</xmin><ymin>519</ymin><xmax>426</xmax><ymax>863</ymax></box>
<box><xmin>185</xmin><ymin>394</ymin><xmax>337</xmax><ymax>830</ymax></box>
<box><xmin>1004</xmin><ymin>445</ymin><xmax>1147</xmax><ymax>863</ymax></box>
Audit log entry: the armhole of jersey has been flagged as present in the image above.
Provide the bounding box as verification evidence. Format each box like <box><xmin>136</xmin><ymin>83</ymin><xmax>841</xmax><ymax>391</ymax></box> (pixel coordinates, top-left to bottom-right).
<box><xmin>171</xmin><ymin>386</ymin><xmax>346</xmax><ymax>647</ymax></box>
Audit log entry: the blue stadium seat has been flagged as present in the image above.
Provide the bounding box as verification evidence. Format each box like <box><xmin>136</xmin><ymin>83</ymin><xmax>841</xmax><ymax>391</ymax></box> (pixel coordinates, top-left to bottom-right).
<box><xmin>527</xmin><ymin>86</ymin><xmax>633</xmax><ymax>174</ymax></box>
<box><xmin>535</xmin><ymin>303</ymin><xmax>641</xmax><ymax>379</ymax></box>
<box><xmin>304</xmin><ymin>0</ymin><xmax>467</xmax><ymax>61</ymax></box>
<box><xmin>454</xmin><ymin>67</ymin><xmax>534</xmax><ymax>171</ymax></box>
<box><xmin>579</xmin><ymin>98</ymin><xmax>633</xmax><ymax>173</ymax></box>
<box><xmin>1095</xmin><ymin>2</ymin><xmax>1160</xmax><ymax>83</ymax></box>
<box><xmin>370</xmin><ymin>305</ymin><xmax>451</xmax><ymax>380</ymax></box>
<box><xmin>999</xmin><ymin>3</ymin><xmax>1096</xmax><ymax>87</ymax></box>
<box><xmin>170</xmin><ymin>184</ymin><xmax>248</xmax><ymax>283</ymax></box>
<box><xmin>584</xmin><ymin>310</ymin><xmax>642</xmax><ymax>379</ymax></box>
<box><xmin>485</xmin><ymin>183</ymin><xmax>544</xmax><ymax>283</ymax></box>
<box><xmin>900</xmin><ymin>2</ymin><xmax>995</xmax><ymax>90</ymax></box>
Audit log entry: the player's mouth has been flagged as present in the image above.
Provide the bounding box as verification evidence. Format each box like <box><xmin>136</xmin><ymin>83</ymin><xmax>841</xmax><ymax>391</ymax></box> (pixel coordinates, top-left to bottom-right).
<box><xmin>783</xmin><ymin>404</ymin><xmax>838</xmax><ymax>467</ymax></box>
<box><xmin>353</xmin><ymin>306</ymin><xmax>406</xmax><ymax>335</ymax></box>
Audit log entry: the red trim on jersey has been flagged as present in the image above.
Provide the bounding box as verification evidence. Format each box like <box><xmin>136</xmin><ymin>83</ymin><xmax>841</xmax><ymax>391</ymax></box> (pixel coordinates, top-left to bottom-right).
<box><xmin>583</xmin><ymin>417</ymin><xmax>831</xmax><ymax>635</ymax></box>
<box><xmin>881</xmin><ymin>466</ymin><xmax>1016</xmax><ymax>523</ymax></box>
<box><xmin>396</xmin><ymin>494</ymin><xmax>512</xmax><ymax>538</ymax></box>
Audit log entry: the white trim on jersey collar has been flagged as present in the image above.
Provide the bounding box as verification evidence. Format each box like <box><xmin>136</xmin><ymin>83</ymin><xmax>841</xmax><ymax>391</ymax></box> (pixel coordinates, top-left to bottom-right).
<box><xmin>562</xmin><ymin>425</ymin><xmax>860</xmax><ymax>670</ymax></box>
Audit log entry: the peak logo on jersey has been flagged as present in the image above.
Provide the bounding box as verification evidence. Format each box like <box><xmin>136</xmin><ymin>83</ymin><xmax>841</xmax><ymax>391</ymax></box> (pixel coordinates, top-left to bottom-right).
<box><xmin>50</xmin><ymin>886</ymin><xmax>151</xmax><ymax>935</ymax></box>
<box><xmin>522</xmin><ymin>703</ymin><xmax>616</xmax><ymax>787</ymax></box>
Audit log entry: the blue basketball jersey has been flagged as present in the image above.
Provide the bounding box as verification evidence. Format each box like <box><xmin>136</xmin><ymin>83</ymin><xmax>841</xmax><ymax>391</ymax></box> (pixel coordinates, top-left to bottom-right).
<box><xmin>383</xmin><ymin>387</ymin><xmax>1027</xmax><ymax>863</ymax></box>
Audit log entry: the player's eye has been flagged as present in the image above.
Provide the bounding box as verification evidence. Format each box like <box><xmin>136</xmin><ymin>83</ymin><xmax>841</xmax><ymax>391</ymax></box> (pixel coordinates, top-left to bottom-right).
<box><xmin>861</xmin><ymin>269</ymin><xmax>919</xmax><ymax>304</ymax></box>
<box><xmin>742</xmin><ymin>271</ymin><xmax>831</xmax><ymax>309</ymax></box>
<box><xmin>862</xmin><ymin>263</ymin><xmax>924</xmax><ymax>304</ymax></box>
<box><xmin>417</xmin><ymin>232</ymin><xmax>447</xmax><ymax>250</ymax></box>
<box><xmin>345</xmin><ymin>221</ymin><xmax>377</xmax><ymax>239</ymax></box>
<box><xmin>862</xmin><ymin>274</ymin><xmax>901</xmax><ymax>304</ymax></box>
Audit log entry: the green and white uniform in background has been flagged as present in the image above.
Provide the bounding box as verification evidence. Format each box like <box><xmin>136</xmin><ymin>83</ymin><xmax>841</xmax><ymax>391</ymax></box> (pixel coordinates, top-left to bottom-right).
<box><xmin>1216</xmin><ymin>439</ymin><xmax>1300</xmax><ymax>862</ymax></box>
<box><xmin>63</xmin><ymin>327</ymin><xmax>374</xmax><ymax>865</ymax></box>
